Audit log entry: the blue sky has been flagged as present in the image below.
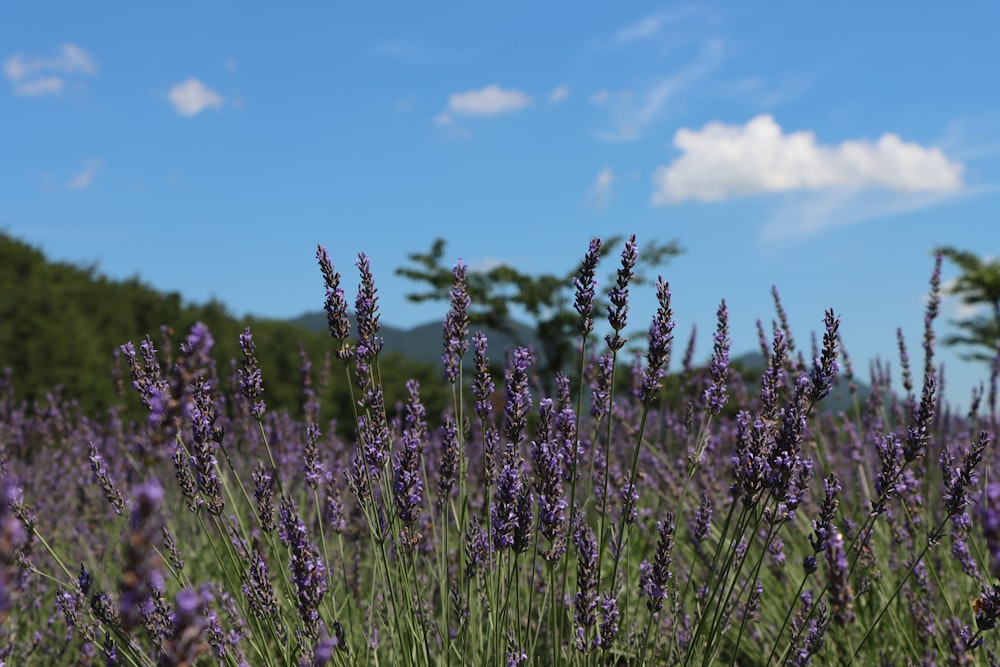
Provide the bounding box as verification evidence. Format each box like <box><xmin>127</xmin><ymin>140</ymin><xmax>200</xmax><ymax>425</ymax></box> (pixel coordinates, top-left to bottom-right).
<box><xmin>2</xmin><ymin>2</ymin><xmax>999</xmax><ymax>409</ymax></box>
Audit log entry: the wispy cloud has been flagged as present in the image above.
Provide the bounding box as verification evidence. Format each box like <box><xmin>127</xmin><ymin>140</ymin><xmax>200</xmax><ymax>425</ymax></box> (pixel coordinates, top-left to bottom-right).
<box><xmin>168</xmin><ymin>78</ymin><xmax>223</xmax><ymax>116</ymax></box>
<box><xmin>652</xmin><ymin>114</ymin><xmax>964</xmax><ymax>204</ymax></box>
<box><xmin>759</xmin><ymin>187</ymin><xmax>971</xmax><ymax>240</ymax></box>
<box><xmin>4</xmin><ymin>44</ymin><xmax>97</xmax><ymax>97</ymax></box>
<box><xmin>614</xmin><ymin>16</ymin><xmax>662</xmax><ymax>44</ymax></box>
<box><xmin>594</xmin><ymin>39</ymin><xmax>723</xmax><ymax>143</ymax></box>
<box><xmin>549</xmin><ymin>85</ymin><xmax>569</xmax><ymax>103</ymax></box>
<box><xmin>67</xmin><ymin>159</ymin><xmax>102</xmax><ymax>189</ymax></box>
<box><xmin>445</xmin><ymin>85</ymin><xmax>533</xmax><ymax>117</ymax></box>
<box><xmin>585</xmin><ymin>166</ymin><xmax>615</xmax><ymax>208</ymax></box>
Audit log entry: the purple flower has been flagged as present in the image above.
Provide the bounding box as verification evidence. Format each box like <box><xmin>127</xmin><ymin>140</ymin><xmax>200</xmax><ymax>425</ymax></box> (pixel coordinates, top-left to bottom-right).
<box><xmin>120</xmin><ymin>480</ymin><xmax>166</xmax><ymax>632</ymax></box>
<box><xmin>442</xmin><ymin>260</ymin><xmax>471</xmax><ymax>382</ymax></box>
<box><xmin>252</xmin><ymin>462</ymin><xmax>275</xmax><ymax>533</ymax></box>
<box><xmin>574</xmin><ymin>238</ymin><xmax>604</xmax><ymax>336</ymax></box>
<box><xmin>531</xmin><ymin>402</ymin><xmax>568</xmax><ymax>562</ymax></box>
<box><xmin>437</xmin><ymin>417</ymin><xmax>459</xmax><ymax>507</ymax></box>
<box><xmin>242</xmin><ymin>549</ymin><xmax>278</xmax><ymax>620</ymax></box>
<box><xmin>646</xmin><ymin>514</ymin><xmax>675</xmax><ymax>614</ymax></box>
<box><xmin>316</xmin><ymin>244</ymin><xmax>353</xmax><ymax>361</ymax></box>
<box><xmin>393</xmin><ymin>425</ymin><xmax>424</xmax><ymax>527</ymax></box>
<box><xmin>824</xmin><ymin>528</ymin><xmax>854</xmax><ymax>627</ymax></box>
<box><xmin>238</xmin><ymin>327</ymin><xmax>265</xmax><ymax>419</ymax></box>
<box><xmin>976</xmin><ymin>583</ymin><xmax>1000</xmax><ymax>632</ymax></box>
<box><xmin>471</xmin><ymin>332</ymin><xmax>495</xmax><ymax>422</ymax></box>
<box><xmin>503</xmin><ymin>347</ymin><xmax>534</xmax><ymax>446</ymax></box>
<box><xmin>759</xmin><ymin>328</ymin><xmax>787</xmax><ymax>421</ymax></box>
<box><xmin>639</xmin><ymin>278</ymin><xmax>674</xmax><ymax>405</ymax></box>
<box><xmin>808</xmin><ymin>310</ymin><xmax>840</xmax><ymax>403</ymax></box>
<box><xmin>323</xmin><ymin>471</ymin><xmax>346</xmax><ymax>534</ymax></box>
<box><xmin>689</xmin><ymin>491</ymin><xmax>712</xmax><ymax>551</ymax></box>
<box><xmin>492</xmin><ymin>461</ymin><xmax>523</xmax><ymax>552</ymax></box>
<box><xmin>354</xmin><ymin>252</ymin><xmax>383</xmax><ymax>379</ymax></box>
<box><xmin>703</xmin><ymin>300</ymin><xmax>730</xmax><ymax>415</ymax></box>
<box><xmin>278</xmin><ymin>498</ymin><xmax>327</xmax><ymax>637</ymax></box>
<box><xmin>187</xmin><ymin>378</ymin><xmax>224</xmax><ymax>515</ymax></box>
<box><xmin>942</xmin><ymin>431</ymin><xmax>989</xmax><ymax>521</ymax></box>
<box><xmin>606</xmin><ymin>234</ymin><xmax>638</xmax><ymax>352</ymax></box>
<box><xmin>807</xmin><ymin>475</ymin><xmax>841</xmax><ymax>570</ymax></box>
<box><xmin>0</xmin><ymin>477</ymin><xmax>27</xmax><ymax>624</ymax></box>
<box><xmin>977</xmin><ymin>481</ymin><xmax>1000</xmax><ymax>577</ymax></box>
<box><xmin>591</xmin><ymin>353</ymin><xmax>614</xmax><ymax>421</ymax></box>
<box><xmin>904</xmin><ymin>372</ymin><xmax>936</xmax><ymax>463</ymax></box>
<box><xmin>465</xmin><ymin>514</ymin><xmax>491</xmax><ymax>579</ymax></box>
<box><xmin>160</xmin><ymin>586</ymin><xmax>212</xmax><ymax>666</ymax></box>
<box><xmin>303</xmin><ymin>422</ymin><xmax>323</xmax><ymax>490</ymax></box>
<box><xmin>88</xmin><ymin>442</ymin><xmax>126</xmax><ymax>516</ymax></box>
<box><xmin>573</xmin><ymin>522</ymin><xmax>599</xmax><ymax>651</ymax></box>
<box><xmin>598</xmin><ymin>594</ymin><xmax>620</xmax><ymax>650</ymax></box>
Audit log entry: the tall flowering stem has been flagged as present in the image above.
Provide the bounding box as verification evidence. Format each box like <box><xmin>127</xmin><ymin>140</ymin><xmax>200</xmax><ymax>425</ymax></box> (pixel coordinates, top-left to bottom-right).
<box><xmin>596</xmin><ymin>237</ymin><xmax>639</xmax><ymax>594</ymax></box>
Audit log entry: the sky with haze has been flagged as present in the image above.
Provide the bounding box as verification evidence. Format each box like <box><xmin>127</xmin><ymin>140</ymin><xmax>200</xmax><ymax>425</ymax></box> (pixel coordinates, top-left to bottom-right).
<box><xmin>2</xmin><ymin>1</ymin><xmax>999</xmax><ymax>409</ymax></box>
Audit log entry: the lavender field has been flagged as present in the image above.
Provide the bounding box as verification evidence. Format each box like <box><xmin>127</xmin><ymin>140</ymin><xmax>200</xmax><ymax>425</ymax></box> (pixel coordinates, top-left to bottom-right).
<box><xmin>2</xmin><ymin>237</ymin><xmax>999</xmax><ymax>666</ymax></box>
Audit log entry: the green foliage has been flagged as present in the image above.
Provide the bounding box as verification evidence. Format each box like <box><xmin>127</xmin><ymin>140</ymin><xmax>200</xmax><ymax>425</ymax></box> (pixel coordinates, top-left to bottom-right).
<box><xmin>937</xmin><ymin>245</ymin><xmax>1000</xmax><ymax>362</ymax></box>
<box><xmin>396</xmin><ymin>236</ymin><xmax>684</xmax><ymax>390</ymax></box>
<box><xmin>0</xmin><ymin>232</ymin><xmax>448</xmax><ymax>428</ymax></box>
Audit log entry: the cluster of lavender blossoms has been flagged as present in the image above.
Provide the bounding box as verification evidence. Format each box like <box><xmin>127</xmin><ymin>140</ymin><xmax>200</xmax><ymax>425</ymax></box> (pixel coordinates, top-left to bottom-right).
<box><xmin>2</xmin><ymin>235</ymin><xmax>999</xmax><ymax>667</ymax></box>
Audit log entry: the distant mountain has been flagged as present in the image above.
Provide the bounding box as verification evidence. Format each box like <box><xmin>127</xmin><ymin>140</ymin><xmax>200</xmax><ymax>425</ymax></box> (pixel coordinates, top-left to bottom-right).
<box><xmin>289</xmin><ymin>311</ymin><xmax>541</xmax><ymax>368</ymax></box>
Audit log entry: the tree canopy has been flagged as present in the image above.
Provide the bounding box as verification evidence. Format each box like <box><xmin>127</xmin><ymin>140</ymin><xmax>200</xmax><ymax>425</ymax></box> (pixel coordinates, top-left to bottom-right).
<box><xmin>396</xmin><ymin>235</ymin><xmax>684</xmax><ymax>389</ymax></box>
<box><xmin>937</xmin><ymin>246</ymin><xmax>1000</xmax><ymax>363</ymax></box>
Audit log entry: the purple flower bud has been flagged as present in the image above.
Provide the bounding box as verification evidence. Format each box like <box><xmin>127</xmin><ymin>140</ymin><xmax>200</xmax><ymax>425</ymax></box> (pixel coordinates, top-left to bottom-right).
<box><xmin>120</xmin><ymin>480</ymin><xmax>165</xmax><ymax>632</ymax></box>
<box><xmin>238</xmin><ymin>328</ymin><xmax>266</xmax><ymax>419</ymax></box>
<box><xmin>316</xmin><ymin>245</ymin><xmax>353</xmax><ymax>361</ymax></box>
<box><xmin>606</xmin><ymin>234</ymin><xmax>638</xmax><ymax>351</ymax></box>
<box><xmin>574</xmin><ymin>238</ymin><xmax>603</xmax><ymax>336</ymax></box>
<box><xmin>503</xmin><ymin>347</ymin><xmax>534</xmax><ymax>445</ymax></box>
<box><xmin>703</xmin><ymin>300</ymin><xmax>730</xmax><ymax>415</ymax></box>
<box><xmin>442</xmin><ymin>261</ymin><xmax>471</xmax><ymax>383</ymax></box>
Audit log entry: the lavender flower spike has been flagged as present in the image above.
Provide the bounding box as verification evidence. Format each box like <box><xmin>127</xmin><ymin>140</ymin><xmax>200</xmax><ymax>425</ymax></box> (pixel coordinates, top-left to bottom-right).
<box><xmin>120</xmin><ymin>480</ymin><xmax>166</xmax><ymax>632</ymax></box>
<box><xmin>503</xmin><ymin>347</ymin><xmax>534</xmax><ymax>446</ymax></box>
<box><xmin>316</xmin><ymin>244</ymin><xmax>353</xmax><ymax>361</ymax></box>
<box><xmin>278</xmin><ymin>498</ymin><xmax>327</xmax><ymax>637</ymax></box>
<box><xmin>442</xmin><ymin>260</ymin><xmax>470</xmax><ymax>383</ymax></box>
<box><xmin>704</xmin><ymin>299</ymin><xmax>731</xmax><ymax>415</ymax></box>
<box><xmin>354</xmin><ymin>252</ymin><xmax>383</xmax><ymax>378</ymax></box>
<box><xmin>238</xmin><ymin>327</ymin><xmax>265</xmax><ymax>419</ymax></box>
<box><xmin>574</xmin><ymin>237</ymin><xmax>603</xmax><ymax>336</ymax></box>
<box><xmin>808</xmin><ymin>309</ymin><xmax>840</xmax><ymax>403</ymax></box>
<box><xmin>639</xmin><ymin>277</ymin><xmax>675</xmax><ymax>405</ymax></box>
<box><xmin>606</xmin><ymin>234</ymin><xmax>638</xmax><ymax>352</ymax></box>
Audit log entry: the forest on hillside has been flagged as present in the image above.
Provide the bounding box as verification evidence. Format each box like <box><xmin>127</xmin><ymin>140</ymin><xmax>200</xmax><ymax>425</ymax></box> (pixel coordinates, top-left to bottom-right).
<box><xmin>0</xmin><ymin>232</ymin><xmax>450</xmax><ymax>432</ymax></box>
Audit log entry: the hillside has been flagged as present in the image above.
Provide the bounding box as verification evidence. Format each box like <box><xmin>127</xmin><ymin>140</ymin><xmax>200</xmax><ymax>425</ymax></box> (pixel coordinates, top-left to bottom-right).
<box><xmin>0</xmin><ymin>232</ymin><xmax>447</xmax><ymax>424</ymax></box>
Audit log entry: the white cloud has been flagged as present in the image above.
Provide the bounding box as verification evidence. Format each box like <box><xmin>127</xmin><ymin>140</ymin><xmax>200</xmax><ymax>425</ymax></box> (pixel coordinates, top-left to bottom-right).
<box><xmin>168</xmin><ymin>78</ymin><xmax>223</xmax><ymax>116</ymax></box>
<box><xmin>67</xmin><ymin>159</ymin><xmax>102</xmax><ymax>189</ymax></box>
<box><xmin>585</xmin><ymin>167</ymin><xmax>615</xmax><ymax>208</ymax></box>
<box><xmin>549</xmin><ymin>85</ymin><xmax>569</xmax><ymax>103</ymax></box>
<box><xmin>13</xmin><ymin>76</ymin><xmax>65</xmax><ymax>97</ymax></box>
<box><xmin>446</xmin><ymin>85</ymin><xmax>532</xmax><ymax>117</ymax></box>
<box><xmin>4</xmin><ymin>44</ymin><xmax>97</xmax><ymax>96</ymax></box>
<box><xmin>652</xmin><ymin>114</ymin><xmax>964</xmax><ymax>204</ymax></box>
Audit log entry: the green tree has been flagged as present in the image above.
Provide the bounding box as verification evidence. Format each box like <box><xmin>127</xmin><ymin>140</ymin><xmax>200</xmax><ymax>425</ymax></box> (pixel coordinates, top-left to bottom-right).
<box><xmin>936</xmin><ymin>246</ymin><xmax>1000</xmax><ymax>362</ymax></box>
<box><xmin>395</xmin><ymin>235</ymin><xmax>683</xmax><ymax>390</ymax></box>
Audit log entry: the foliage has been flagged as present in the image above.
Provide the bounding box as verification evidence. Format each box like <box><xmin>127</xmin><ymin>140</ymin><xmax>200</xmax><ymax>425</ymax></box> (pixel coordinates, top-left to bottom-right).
<box><xmin>937</xmin><ymin>245</ymin><xmax>1000</xmax><ymax>362</ymax></box>
<box><xmin>395</xmin><ymin>235</ymin><xmax>683</xmax><ymax>390</ymax></box>
<box><xmin>0</xmin><ymin>232</ymin><xmax>448</xmax><ymax>433</ymax></box>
